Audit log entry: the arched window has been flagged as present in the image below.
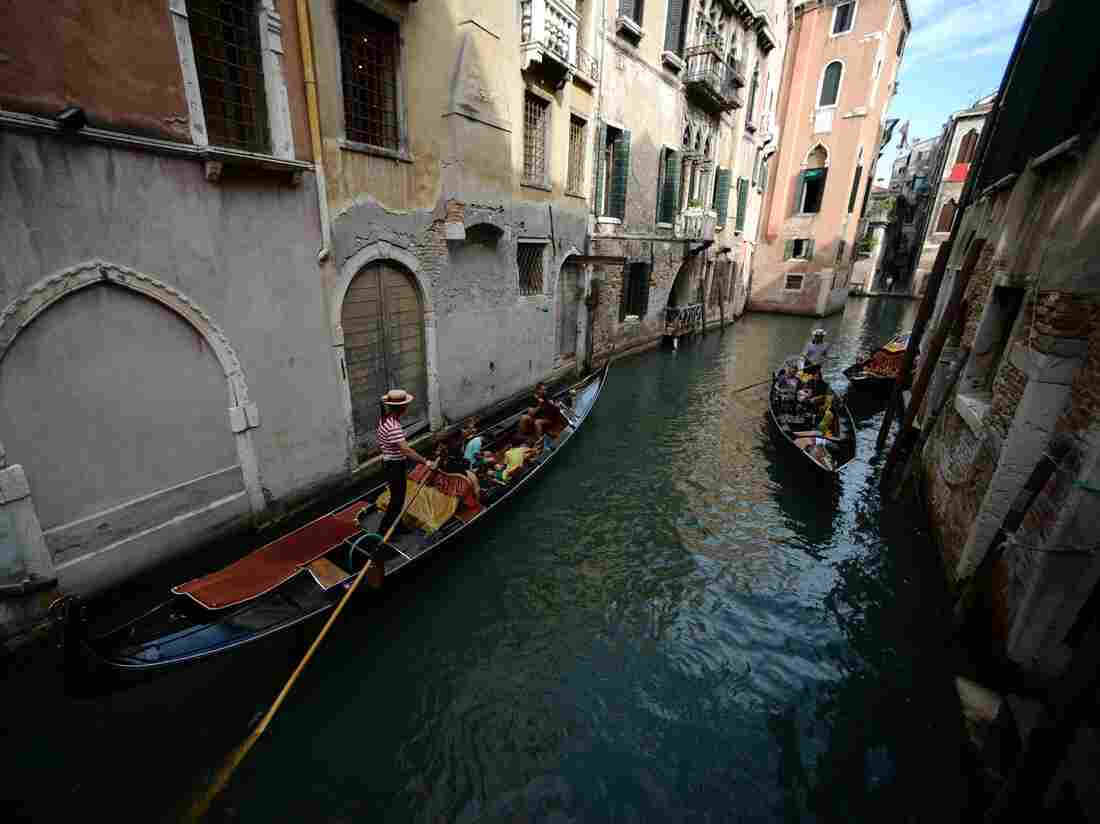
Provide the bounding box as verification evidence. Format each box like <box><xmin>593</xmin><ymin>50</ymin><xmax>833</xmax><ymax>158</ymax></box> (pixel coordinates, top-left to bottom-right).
<box><xmin>799</xmin><ymin>145</ymin><xmax>829</xmax><ymax>214</ymax></box>
<box><xmin>957</xmin><ymin>129</ymin><xmax>979</xmax><ymax>164</ymax></box>
<box><xmin>819</xmin><ymin>61</ymin><xmax>843</xmax><ymax>107</ymax></box>
<box><xmin>936</xmin><ymin>200</ymin><xmax>957</xmax><ymax>234</ymax></box>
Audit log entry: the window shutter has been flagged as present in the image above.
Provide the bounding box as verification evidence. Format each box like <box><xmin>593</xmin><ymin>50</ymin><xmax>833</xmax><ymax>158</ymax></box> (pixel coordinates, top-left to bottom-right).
<box><xmin>620</xmin><ymin>0</ymin><xmax>636</xmax><ymax>21</ymax></box>
<box><xmin>746</xmin><ymin>68</ymin><xmax>759</xmax><ymax>122</ymax></box>
<box><xmin>609</xmin><ymin>129</ymin><xmax>631</xmax><ymax>220</ymax></box>
<box><xmin>847</xmin><ymin>164</ymin><xmax>863</xmax><ymax>213</ymax></box>
<box><xmin>805</xmin><ymin>239</ymin><xmax>815</xmax><ymax>260</ymax></box>
<box><xmin>593</xmin><ymin>120</ymin><xmax>606</xmax><ymax>211</ymax></box>
<box><xmin>714</xmin><ymin>168</ymin><xmax>732</xmax><ymax>226</ymax></box>
<box><xmin>735</xmin><ymin>177</ymin><xmax>749</xmax><ymax>232</ymax></box>
<box><xmin>664</xmin><ymin>0</ymin><xmax>685</xmax><ymax>53</ymax></box>
<box><xmin>660</xmin><ymin>150</ymin><xmax>679</xmax><ymax>223</ymax></box>
<box><xmin>795</xmin><ymin>172</ymin><xmax>806</xmax><ymax>215</ymax></box>
<box><xmin>760</xmin><ymin>158</ymin><xmax>768</xmax><ymax>194</ymax></box>
<box><xmin>784</xmin><ymin>240</ymin><xmax>794</xmax><ymax>260</ymax></box>
<box><xmin>639</xmin><ymin>264</ymin><xmax>650</xmax><ymax>316</ymax></box>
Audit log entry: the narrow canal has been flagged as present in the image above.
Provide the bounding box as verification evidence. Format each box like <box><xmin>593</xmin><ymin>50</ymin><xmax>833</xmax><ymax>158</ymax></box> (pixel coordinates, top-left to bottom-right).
<box><xmin>4</xmin><ymin>297</ymin><xmax>977</xmax><ymax>822</ymax></box>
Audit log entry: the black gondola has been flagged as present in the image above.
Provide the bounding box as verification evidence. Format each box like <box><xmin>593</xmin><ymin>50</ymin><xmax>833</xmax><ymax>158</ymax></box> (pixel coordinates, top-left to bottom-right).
<box><xmin>768</xmin><ymin>357</ymin><xmax>856</xmax><ymax>474</ymax></box>
<box><xmin>842</xmin><ymin>331</ymin><xmax>911</xmax><ymax>388</ymax></box>
<box><xmin>69</xmin><ymin>365</ymin><xmax>609</xmax><ymax>677</ymax></box>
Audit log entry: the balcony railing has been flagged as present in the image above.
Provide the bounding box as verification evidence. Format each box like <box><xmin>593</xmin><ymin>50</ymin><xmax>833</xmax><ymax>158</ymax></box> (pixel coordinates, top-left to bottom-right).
<box><xmin>675</xmin><ymin>208</ymin><xmax>717</xmax><ymax>241</ymax></box>
<box><xmin>576</xmin><ymin>45</ymin><xmax>600</xmax><ymax>84</ymax></box>
<box><xmin>683</xmin><ymin>42</ymin><xmax>743</xmax><ymax>113</ymax></box>
<box><xmin>665</xmin><ymin>303</ymin><xmax>704</xmax><ymax>335</ymax></box>
<box><xmin>520</xmin><ymin>0</ymin><xmax>578</xmax><ymax>75</ymax></box>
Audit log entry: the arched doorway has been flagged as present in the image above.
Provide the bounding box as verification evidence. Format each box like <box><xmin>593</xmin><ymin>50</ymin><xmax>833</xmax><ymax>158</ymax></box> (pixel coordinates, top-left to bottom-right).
<box><xmin>0</xmin><ymin>283</ymin><xmax>241</xmax><ymax>535</ymax></box>
<box><xmin>341</xmin><ymin>259</ymin><xmax>428</xmax><ymax>450</ymax></box>
<box><xmin>665</xmin><ymin>258</ymin><xmax>703</xmax><ymax>337</ymax></box>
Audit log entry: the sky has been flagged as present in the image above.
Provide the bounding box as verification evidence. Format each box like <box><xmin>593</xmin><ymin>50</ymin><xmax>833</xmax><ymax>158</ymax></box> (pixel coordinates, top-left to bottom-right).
<box><xmin>874</xmin><ymin>0</ymin><xmax>1031</xmax><ymax>183</ymax></box>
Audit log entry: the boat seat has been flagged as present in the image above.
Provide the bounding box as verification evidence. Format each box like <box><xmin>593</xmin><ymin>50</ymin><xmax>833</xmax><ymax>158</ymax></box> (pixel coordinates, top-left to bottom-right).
<box><xmin>307</xmin><ymin>557</ymin><xmax>348</xmax><ymax>590</ymax></box>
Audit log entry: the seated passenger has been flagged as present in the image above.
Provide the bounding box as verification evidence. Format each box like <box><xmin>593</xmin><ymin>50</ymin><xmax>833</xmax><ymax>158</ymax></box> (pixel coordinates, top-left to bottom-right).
<box><xmin>519</xmin><ymin>383</ymin><xmax>555</xmax><ymax>440</ymax></box>
<box><xmin>462</xmin><ymin>419</ymin><xmax>491</xmax><ymax>468</ymax></box>
<box><xmin>491</xmin><ymin>433</ymin><xmax>541</xmax><ymax>482</ymax></box>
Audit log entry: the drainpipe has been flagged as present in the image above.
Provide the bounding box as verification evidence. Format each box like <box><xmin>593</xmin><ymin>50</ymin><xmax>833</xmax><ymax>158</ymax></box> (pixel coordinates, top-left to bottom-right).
<box><xmin>296</xmin><ymin>0</ymin><xmax>332</xmax><ymax>263</ymax></box>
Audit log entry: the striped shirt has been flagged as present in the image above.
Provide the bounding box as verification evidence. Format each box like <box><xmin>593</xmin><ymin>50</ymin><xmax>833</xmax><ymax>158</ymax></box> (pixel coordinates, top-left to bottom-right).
<box><xmin>377</xmin><ymin>414</ymin><xmax>406</xmax><ymax>461</ymax></box>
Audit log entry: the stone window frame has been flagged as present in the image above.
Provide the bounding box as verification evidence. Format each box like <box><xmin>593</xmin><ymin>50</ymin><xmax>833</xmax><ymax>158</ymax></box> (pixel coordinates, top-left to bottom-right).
<box><xmin>169</xmin><ymin>0</ymin><xmax>296</xmax><ymax>161</ymax></box>
<box><xmin>522</xmin><ymin>85</ymin><xmax>555</xmax><ymax>192</ymax></box>
<box><xmin>830</xmin><ymin>1</ymin><xmax>858</xmax><ymax>38</ymax></box>
<box><xmin>333</xmin><ymin>0</ymin><xmax>414</xmax><ymax>163</ymax></box>
<box><xmin>816</xmin><ymin>60</ymin><xmax>845</xmax><ymax>109</ymax></box>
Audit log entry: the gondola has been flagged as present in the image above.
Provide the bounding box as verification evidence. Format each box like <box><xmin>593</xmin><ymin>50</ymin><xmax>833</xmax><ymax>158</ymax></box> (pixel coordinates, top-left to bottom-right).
<box><xmin>768</xmin><ymin>356</ymin><xmax>856</xmax><ymax>474</ymax></box>
<box><xmin>842</xmin><ymin>331</ymin><xmax>911</xmax><ymax>388</ymax></box>
<box><xmin>66</xmin><ymin>365</ymin><xmax>609</xmax><ymax>677</ymax></box>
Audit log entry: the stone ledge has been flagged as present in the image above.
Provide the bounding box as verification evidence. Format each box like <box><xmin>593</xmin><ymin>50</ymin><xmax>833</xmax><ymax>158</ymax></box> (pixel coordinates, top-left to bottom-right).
<box><xmin>956</xmin><ymin>391</ymin><xmax>991</xmax><ymax>435</ymax></box>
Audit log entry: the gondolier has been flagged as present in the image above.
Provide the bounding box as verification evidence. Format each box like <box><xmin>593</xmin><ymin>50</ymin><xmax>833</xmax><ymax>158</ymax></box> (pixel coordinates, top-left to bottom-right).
<box><xmin>803</xmin><ymin>329</ymin><xmax>830</xmax><ymax>369</ymax></box>
<box><xmin>378</xmin><ymin>389</ymin><xmax>433</xmax><ymax>537</ymax></box>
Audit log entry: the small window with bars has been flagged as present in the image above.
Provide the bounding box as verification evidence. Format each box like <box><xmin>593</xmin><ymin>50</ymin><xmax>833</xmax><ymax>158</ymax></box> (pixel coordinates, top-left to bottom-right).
<box><xmin>523</xmin><ymin>93</ymin><xmax>550</xmax><ymax>186</ymax></box>
<box><xmin>188</xmin><ymin>0</ymin><xmax>270</xmax><ymax>152</ymax></box>
<box><xmin>339</xmin><ymin>2</ymin><xmax>400</xmax><ymax>150</ymax></box>
<box><xmin>517</xmin><ymin>242</ymin><xmax>546</xmax><ymax>296</ymax></box>
<box><xmin>567</xmin><ymin>116</ymin><xmax>586</xmax><ymax>195</ymax></box>
<box><xmin>785</xmin><ymin>274</ymin><xmax>805</xmax><ymax>291</ymax></box>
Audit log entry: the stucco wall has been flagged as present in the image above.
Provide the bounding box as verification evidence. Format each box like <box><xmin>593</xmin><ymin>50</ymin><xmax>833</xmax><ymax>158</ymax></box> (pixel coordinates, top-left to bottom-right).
<box><xmin>0</xmin><ymin>132</ymin><xmax>345</xmax><ymax>592</ymax></box>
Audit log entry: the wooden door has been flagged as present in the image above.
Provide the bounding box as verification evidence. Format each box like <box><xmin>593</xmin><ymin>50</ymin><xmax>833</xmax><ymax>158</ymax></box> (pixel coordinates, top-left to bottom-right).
<box><xmin>342</xmin><ymin>261</ymin><xmax>427</xmax><ymax>450</ymax></box>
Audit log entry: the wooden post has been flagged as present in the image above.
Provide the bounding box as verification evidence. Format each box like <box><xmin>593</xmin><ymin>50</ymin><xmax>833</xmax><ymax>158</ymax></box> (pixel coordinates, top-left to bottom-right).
<box><xmin>881</xmin><ymin>239</ymin><xmax>985</xmax><ymax>486</ymax></box>
<box><xmin>875</xmin><ymin>239</ymin><xmax>954</xmax><ymax>450</ymax></box>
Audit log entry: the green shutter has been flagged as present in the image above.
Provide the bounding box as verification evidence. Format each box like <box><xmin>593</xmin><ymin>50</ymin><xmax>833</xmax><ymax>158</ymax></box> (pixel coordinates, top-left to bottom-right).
<box><xmin>746</xmin><ymin>68</ymin><xmax>759</xmax><ymax>121</ymax></box>
<box><xmin>609</xmin><ymin>129</ymin><xmax>631</xmax><ymax>220</ymax></box>
<box><xmin>664</xmin><ymin>0</ymin><xmax>686</xmax><ymax>53</ymax></box>
<box><xmin>795</xmin><ymin>171</ymin><xmax>806</xmax><ymax>215</ymax></box>
<box><xmin>784</xmin><ymin>239</ymin><xmax>794</xmax><ymax>260</ymax></box>
<box><xmin>620</xmin><ymin>0</ymin><xmax>636</xmax><ymax>22</ymax></box>
<box><xmin>660</xmin><ymin>150</ymin><xmax>679</xmax><ymax>224</ymax></box>
<box><xmin>714</xmin><ymin>168</ymin><xmax>732</xmax><ymax>226</ymax></box>
<box><xmin>805</xmin><ymin>239</ymin><xmax>815</xmax><ymax>260</ymax></box>
<box><xmin>760</xmin><ymin>158</ymin><xmax>768</xmax><ymax>194</ymax></box>
<box><xmin>593</xmin><ymin>120</ymin><xmax>606</xmax><ymax>213</ymax></box>
<box><xmin>735</xmin><ymin>177</ymin><xmax>749</xmax><ymax>232</ymax></box>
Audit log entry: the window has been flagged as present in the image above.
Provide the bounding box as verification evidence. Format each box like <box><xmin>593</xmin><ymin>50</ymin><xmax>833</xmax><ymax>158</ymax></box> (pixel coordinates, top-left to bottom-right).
<box><xmin>620</xmin><ymin>262</ymin><xmax>651</xmax><ymax>320</ymax></box>
<box><xmin>620</xmin><ymin>0</ymin><xmax>644</xmax><ymax>25</ymax></box>
<box><xmin>819</xmin><ymin>61</ymin><xmax>843</xmax><ymax>107</ymax></box>
<box><xmin>597</xmin><ymin>124</ymin><xmax>631</xmax><ymax>218</ymax></box>
<box><xmin>713</xmin><ymin>168</ymin><xmax>731</xmax><ymax>226</ymax></box>
<box><xmin>657</xmin><ymin>149</ymin><xmax>679</xmax><ymax>224</ymax></box>
<box><xmin>187</xmin><ymin>0</ymin><xmax>270</xmax><ymax>152</ymax></box>
<box><xmin>567</xmin><ymin>116</ymin><xmax>586</xmax><ymax>195</ymax></box>
<box><xmin>800</xmin><ymin>169</ymin><xmax>827</xmax><ymax>213</ymax></box>
<box><xmin>835</xmin><ymin>240</ymin><xmax>846</xmax><ymax>264</ymax></box>
<box><xmin>746</xmin><ymin>66</ymin><xmax>759</xmax><ymax>125</ymax></box>
<box><xmin>663</xmin><ymin>0</ymin><xmax>688</xmax><ymax>55</ymax></box>
<box><xmin>935</xmin><ymin>199</ymin><xmax>957</xmax><ymax>234</ymax></box>
<box><xmin>760</xmin><ymin>157</ymin><xmax>768</xmax><ymax>193</ymax></box>
<box><xmin>339</xmin><ymin>2</ymin><xmax>401</xmax><ymax>150</ymax></box>
<box><xmin>785</xmin><ymin>274</ymin><xmax>805</xmax><ymax>290</ymax></box>
<box><xmin>832</xmin><ymin>2</ymin><xmax>855</xmax><ymax>35</ymax></box>
<box><xmin>523</xmin><ymin>92</ymin><xmax>550</xmax><ymax>186</ymax></box>
<box><xmin>517</xmin><ymin>241</ymin><xmax>546</xmax><ymax>296</ymax></box>
<box><xmin>785</xmin><ymin>239</ymin><xmax>813</xmax><ymax>261</ymax></box>
<box><xmin>847</xmin><ymin>158</ymin><xmax>863</xmax><ymax>214</ymax></box>
<box><xmin>957</xmin><ymin>129</ymin><xmax>979</xmax><ymax>164</ymax></box>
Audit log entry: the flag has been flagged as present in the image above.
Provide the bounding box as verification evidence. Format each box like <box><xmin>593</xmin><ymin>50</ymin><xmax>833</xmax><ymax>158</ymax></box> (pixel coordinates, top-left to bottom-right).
<box><xmin>898</xmin><ymin>120</ymin><xmax>910</xmax><ymax>149</ymax></box>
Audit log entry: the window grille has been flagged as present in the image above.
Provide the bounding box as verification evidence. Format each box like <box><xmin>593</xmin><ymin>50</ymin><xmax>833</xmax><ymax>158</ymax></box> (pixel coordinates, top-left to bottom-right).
<box><xmin>785</xmin><ymin>274</ymin><xmax>805</xmax><ymax>291</ymax></box>
<box><xmin>188</xmin><ymin>0</ymin><xmax>269</xmax><ymax>152</ymax></box>
<box><xmin>517</xmin><ymin>243</ymin><xmax>545</xmax><ymax>296</ymax></box>
<box><xmin>523</xmin><ymin>93</ymin><xmax>550</xmax><ymax>184</ymax></box>
<box><xmin>339</xmin><ymin>2</ymin><xmax>399</xmax><ymax>149</ymax></box>
<box><xmin>567</xmin><ymin>116</ymin><xmax>586</xmax><ymax>194</ymax></box>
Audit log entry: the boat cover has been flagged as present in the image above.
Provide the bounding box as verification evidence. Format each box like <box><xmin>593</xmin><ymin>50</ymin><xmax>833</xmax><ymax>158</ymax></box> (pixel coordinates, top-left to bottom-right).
<box><xmin>172</xmin><ymin>501</ymin><xmax>371</xmax><ymax>609</ymax></box>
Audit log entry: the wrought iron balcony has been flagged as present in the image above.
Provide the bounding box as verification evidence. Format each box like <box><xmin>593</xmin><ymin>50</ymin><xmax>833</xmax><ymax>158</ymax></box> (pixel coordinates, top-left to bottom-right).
<box><xmin>683</xmin><ymin>42</ymin><xmax>743</xmax><ymax>113</ymax></box>
<box><xmin>675</xmin><ymin>208</ymin><xmax>717</xmax><ymax>241</ymax></box>
<box><xmin>520</xmin><ymin>0</ymin><xmax>578</xmax><ymax>77</ymax></box>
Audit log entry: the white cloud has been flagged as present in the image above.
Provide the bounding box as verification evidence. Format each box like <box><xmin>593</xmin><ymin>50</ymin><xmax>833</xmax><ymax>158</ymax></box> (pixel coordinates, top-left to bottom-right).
<box><xmin>904</xmin><ymin>0</ymin><xmax>1028</xmax><ymax>64</ymax></box>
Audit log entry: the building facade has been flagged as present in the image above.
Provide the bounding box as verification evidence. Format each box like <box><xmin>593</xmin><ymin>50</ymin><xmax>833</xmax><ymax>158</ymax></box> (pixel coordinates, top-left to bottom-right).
<box><xmin>0</xmin><ymin>0</ymin><xmax>348</xmax><ymax>629</ymax></box>
<box><xmin>583</xmin><ymin>0</ymin><xmax>781</xmax><ymax>363</ymax></box>
<box><xmin>909</xmin><ymin>95</ymin><xmax>993</xmax><ymax>296</ymax></box>
<box><xmin>748</xmin><ymin>0</ymin><xmax>909</xmax><ymax>317</ymax></box>
<box><xmin>917</xmin><ymin>0</ymin><xmax>1099</xmax><ymax>683</ymax></box>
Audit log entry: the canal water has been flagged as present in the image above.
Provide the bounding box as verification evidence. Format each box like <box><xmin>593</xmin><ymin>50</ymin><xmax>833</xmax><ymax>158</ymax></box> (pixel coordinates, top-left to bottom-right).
<box><xmin>4</xmin><ymin>297</ymin><xmax>977</xmax><ymax>822</ymax></box>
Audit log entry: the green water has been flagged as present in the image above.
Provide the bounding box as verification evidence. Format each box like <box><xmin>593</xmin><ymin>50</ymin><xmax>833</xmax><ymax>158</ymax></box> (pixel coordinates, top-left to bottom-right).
<box><xmin>4</xmin><ymin>298</ymin><xmax>975</xmax><ymax>822</ymax></box>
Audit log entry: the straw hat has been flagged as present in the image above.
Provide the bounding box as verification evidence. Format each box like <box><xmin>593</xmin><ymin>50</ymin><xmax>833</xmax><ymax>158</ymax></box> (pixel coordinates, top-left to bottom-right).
<box><xmin>381</xmin><ymin>389</ymin><xmax>415</xmax><ymax>406</ymax></box>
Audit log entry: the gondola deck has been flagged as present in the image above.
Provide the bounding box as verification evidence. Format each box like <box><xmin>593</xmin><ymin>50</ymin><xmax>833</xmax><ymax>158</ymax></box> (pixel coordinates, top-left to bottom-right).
<box><xmin>75</xmin><ymin>365</ymin><xmax>609</xmax><ymax>673</ymax></box>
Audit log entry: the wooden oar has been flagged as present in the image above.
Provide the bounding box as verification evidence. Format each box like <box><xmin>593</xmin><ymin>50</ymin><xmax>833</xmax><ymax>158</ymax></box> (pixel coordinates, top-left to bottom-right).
<box><xmin>184</xmin><ymin>461</ymin><xmax>438</xmax><ymax>822</ymax></box>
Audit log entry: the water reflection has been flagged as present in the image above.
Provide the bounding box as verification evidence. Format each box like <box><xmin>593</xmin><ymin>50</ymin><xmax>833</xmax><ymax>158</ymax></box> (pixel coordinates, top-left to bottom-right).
<box><xmin>4</xmin><ymin>299</ymin><xmax>976</xmax><ymax>824</ymax></box>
